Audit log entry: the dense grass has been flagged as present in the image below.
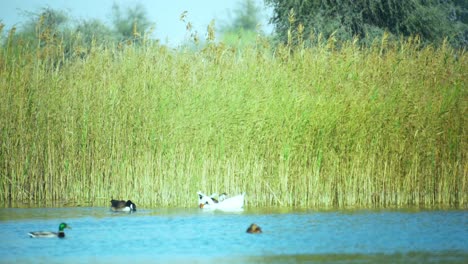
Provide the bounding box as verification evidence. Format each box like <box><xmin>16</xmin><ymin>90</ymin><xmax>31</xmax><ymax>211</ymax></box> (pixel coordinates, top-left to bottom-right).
<box><xmin>0</xmin><ymin>31</ymin><xmax>466</xmax><ymax>208</ymax></box>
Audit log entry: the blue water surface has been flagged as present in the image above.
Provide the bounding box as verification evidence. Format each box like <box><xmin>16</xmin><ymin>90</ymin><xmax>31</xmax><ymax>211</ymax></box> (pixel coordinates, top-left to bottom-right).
<box><xmin>0</xmin><ymin>207</ymin><xmax>467</xmax><ymax>263</ymax></box>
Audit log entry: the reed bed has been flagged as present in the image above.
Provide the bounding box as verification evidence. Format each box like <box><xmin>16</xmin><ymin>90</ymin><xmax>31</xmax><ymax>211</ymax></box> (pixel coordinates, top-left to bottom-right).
<box><xmin>0</xmin><ymin>30</ymin><xmax>466</xmax><ymax>208</ymax></box>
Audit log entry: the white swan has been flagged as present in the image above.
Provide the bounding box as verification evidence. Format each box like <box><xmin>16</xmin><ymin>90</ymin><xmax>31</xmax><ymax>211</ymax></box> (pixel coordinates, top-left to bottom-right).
<box><xmin>197</xmin><ymin>191</ymin><xmax>245</xmax><ymax>211</ymax></box>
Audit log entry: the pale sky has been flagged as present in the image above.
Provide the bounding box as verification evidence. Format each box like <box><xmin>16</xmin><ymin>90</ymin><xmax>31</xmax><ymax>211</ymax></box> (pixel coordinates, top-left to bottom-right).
<box><xmin>0</xmin><ymin>0</ymin><xmax>273</xmax><ymax>46</ymax></box>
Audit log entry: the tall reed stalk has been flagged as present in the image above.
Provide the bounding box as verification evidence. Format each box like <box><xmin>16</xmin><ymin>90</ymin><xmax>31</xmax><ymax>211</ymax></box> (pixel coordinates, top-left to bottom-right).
<box><xmin>0</xmin><ymin>27</ymin><xmax>466</xmax><ymax>208</ymax></box>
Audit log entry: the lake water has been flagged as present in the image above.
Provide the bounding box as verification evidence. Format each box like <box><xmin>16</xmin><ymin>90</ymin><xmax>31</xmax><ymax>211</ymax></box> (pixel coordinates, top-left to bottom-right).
<box><xmin>0</xmin><ymin>207</ymin><xmax>467</xmax><ymax>263</ymax></box>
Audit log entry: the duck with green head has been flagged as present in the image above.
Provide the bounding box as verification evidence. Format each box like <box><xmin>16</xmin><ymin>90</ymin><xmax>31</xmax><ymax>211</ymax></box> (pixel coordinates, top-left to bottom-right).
<box><xmin>28</xmin><ymin>223</ymin><xmax>71</xmax><ymax>238</ymax></box>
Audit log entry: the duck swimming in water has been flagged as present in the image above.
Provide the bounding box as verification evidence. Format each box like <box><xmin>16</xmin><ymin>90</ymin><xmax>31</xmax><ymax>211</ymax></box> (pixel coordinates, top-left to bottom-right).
<box><xmin>28</xmin><ymin>223</ymin><xmax>71</xmax><ymax>238</ymax></box>
<box><xmin>246</xmin><ymin>223</ymin><xmax>262</xmax><ymax>234</ymax></box>
<box><xmin>110</xmin><ymin>199</ymin><xmax>137</xmax><ymax>212</ymax></box>
<box><xmin>198</xmin><ymin>191</ymin><xmax>245</xmax><ymax>211</ymax></box>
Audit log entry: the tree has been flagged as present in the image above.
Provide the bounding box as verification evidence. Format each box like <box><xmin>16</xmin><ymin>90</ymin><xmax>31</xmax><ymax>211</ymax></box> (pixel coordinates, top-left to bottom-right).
<box><xmin>111</xmin><ymin>3</ymin><xmax>154</xmax><ymax>43</ymax></box>
<box><xmin>265</xmin><ymin>0</ymin><xmax>467</xmax><ymax>47</ymax></box>
<box><xmin>75</xmin><ymin>19</ymin><xmax>115</xmax><ymax>46</ymax></box>
<box><xmin>11</xmin><ymin>7</ymin><xmax>70</xmax><ymax>46</ymax></box>
<box><xmin>5</xmin><ymin>7</ymin><xmax>76</xmax><ymax>66</ymax></box>
<box><xmin>227</xmin><ymin>0</ymin><xmax>261</xmax><ymax>31</ymax></box>
<box><xmin>220</xmin><ymin>0</ymin><xmax>263</xmax><ymax>47</ymax></box>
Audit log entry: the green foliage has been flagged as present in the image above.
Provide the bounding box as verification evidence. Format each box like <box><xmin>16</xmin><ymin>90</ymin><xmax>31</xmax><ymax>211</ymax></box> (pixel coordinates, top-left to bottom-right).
<box><xmin>111</xmin><ymin>3</ymin><xmax>154</xmax><ymax>43</ymax></box>
<box><xmin>225</xmin><ymin>0</ymin><xmax>261</xmax><ymax>32</ymax></box>
<box><xmin>220</xmin><ymin>0</ymin><xmax>263</xmax><ymax>48</ymax></box>
<box><xmin>265</xmin><ymin>0</ymin><xmax>467</xmax><ymax>47</ymax></box>
<box><xmin>221</xmin><ymin>29</ymin><xmax>258</xmax><ymax>48</ymax></box>
<box><xmin>8</xmin><ymin>8</ymin><xmax>70</xmax><ymax>46</ymax></box>
<box><xmin>0</xmin><ymin>30</ymin><xmax>466</xmax><ymax>208</ymax></box>
<box><xmin>74</xmin><ymin>19</ymin><xmax>116</xmax><ymax>47</ymax></box>
<box><xmin>1</xmin><ymin>3</ymin><xmax>155</xmax><ymax>51</ymax></box>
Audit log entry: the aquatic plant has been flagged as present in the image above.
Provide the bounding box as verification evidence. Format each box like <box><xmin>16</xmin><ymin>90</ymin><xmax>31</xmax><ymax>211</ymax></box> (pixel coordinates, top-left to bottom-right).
<box><xmin>0</xmin><ymin>26</ymin><xmax>466</xmax><ymax>208</ymax></box>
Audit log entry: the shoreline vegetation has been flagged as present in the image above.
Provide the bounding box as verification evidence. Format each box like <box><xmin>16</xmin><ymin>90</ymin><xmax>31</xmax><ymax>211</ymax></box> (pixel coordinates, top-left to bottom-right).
<box><xmin>0</xmin><ymin>24</ymin><xmax>466</xmax><ymax>208</ymax></box>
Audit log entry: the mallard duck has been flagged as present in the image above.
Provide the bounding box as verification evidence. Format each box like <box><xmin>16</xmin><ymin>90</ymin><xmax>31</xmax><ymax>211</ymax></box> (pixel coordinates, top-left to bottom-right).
<box><xmin>197</xmin><ymin>191</ymin><xmax>245</xmax><ymax>211</ymax></box>
<box><xmin>110</xmin><ymin>199</ymin><xmax>137</xmax><ymax>212</ymax></box>
<box><xmin>28</xmin><ymin>222</ymin><xmax>71</xmax><ymax>238</ymax></box>
<box><xmin>246</xmin><ymin>223</ymin><xmax>262</xmax><ymax>234</ymax></box>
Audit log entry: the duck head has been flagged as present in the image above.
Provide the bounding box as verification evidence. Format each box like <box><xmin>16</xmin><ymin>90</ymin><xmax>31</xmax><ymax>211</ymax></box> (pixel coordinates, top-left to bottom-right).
<box><xmin>246</xmin><ymin>223</ymin><xmax>262</xmax><ymax>234</ymax></box>
<box><xmin>125</xmin><ymin>200</ymin><xmax>137</xmax><ymax>211</ymax></box>
<box><xmin>198</xmin><ymin>191</ymin><xmax>216</xmax><ymax>208</ymax></box>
